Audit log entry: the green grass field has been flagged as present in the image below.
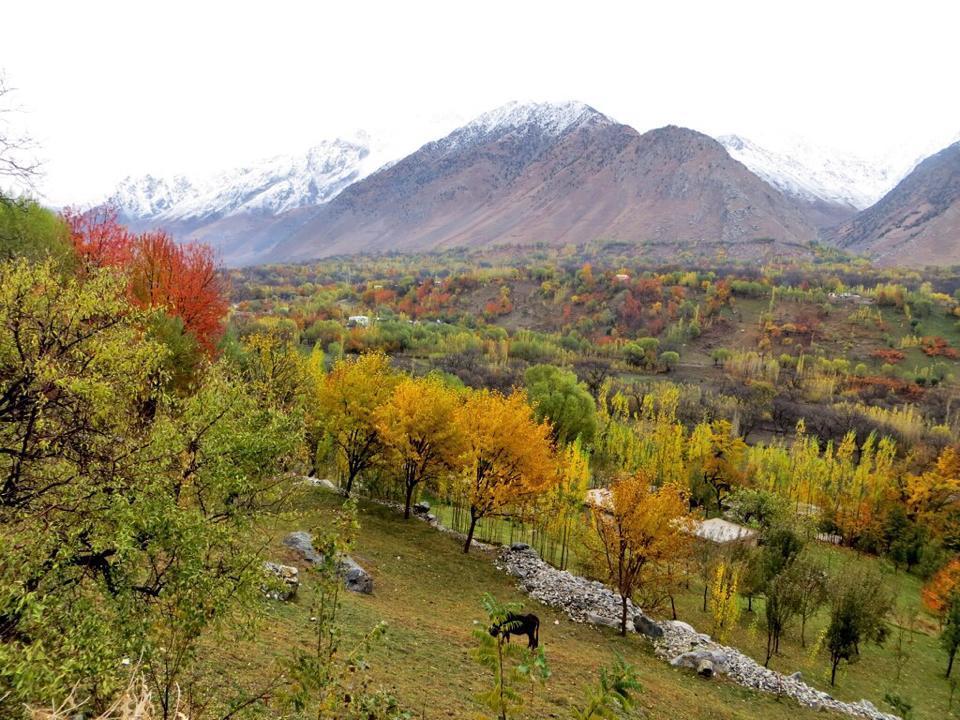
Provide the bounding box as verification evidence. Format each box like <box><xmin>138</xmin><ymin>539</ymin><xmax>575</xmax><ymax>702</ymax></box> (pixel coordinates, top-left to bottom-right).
<box><xmin>196</xmin><ymin>487</ymin><xmax>957</xmax><ymax>719</ymax></box>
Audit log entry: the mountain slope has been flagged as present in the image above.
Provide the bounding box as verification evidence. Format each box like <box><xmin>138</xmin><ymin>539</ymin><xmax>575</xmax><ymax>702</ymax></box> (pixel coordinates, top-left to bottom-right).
<box><xmin>827</xmin><ymin>140</ymin><xmax>960</xmax><ymax>266</ymax></box>
<box><xmin>269</xmin><ymin>103</ymin><xmax>818</xmax><ymax>262</ymax></box>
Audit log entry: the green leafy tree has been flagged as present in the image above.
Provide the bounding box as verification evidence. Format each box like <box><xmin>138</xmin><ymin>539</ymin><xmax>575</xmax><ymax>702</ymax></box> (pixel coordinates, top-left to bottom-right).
<box><xmin>524</xmin><ymin>364</ymin><xmax>597</xmax><ymax>445</ymax></box>
<box><xmin>0</xmin><ymin>259</ymin><xmax>300</xmax><ymax>717</ymax></box>
<box><xmin>824</xmin><ymin>568</ymin><xmax>892</xmax><ymax>686</ymax></box>
<box><xmin>0</xmin><ymin>196</ymin><xmax>73</xmax><ymax>264</ymax></box>
<box><xmin>942</xmin><ymin>593</ymin><xmax>960</xmax><ymax>678</ymax></box>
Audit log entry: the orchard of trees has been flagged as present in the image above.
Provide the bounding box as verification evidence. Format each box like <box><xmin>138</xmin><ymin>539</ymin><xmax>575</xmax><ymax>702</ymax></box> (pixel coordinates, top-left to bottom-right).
<box><xmin>7</xmin><ymin>194</ymin><xmax>960</xmax><ymax>719</ymax></box>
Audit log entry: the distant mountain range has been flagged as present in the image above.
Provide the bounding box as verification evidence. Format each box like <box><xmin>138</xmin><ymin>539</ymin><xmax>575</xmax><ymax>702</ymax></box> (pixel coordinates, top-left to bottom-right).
<box><xmin>103</xmin><ymin>101</ymin><xmax>960</xmax><ymax>267</ymax></box>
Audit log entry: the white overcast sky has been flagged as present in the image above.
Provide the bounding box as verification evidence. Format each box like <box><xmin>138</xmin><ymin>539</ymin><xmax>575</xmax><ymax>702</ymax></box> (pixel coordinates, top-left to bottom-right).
<box><xmin>4</xmin><ymin>0</ymin><xmax>960</xmax><ymax>205</ymax></box>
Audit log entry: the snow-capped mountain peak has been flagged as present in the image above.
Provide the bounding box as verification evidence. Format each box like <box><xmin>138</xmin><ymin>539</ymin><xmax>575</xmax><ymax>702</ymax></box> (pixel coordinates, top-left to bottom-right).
<box><xmin>718</xmin><ymin>134</ymin><xmax>903</xmax><ymax>210</ymax></box>
<box><xmin>107</xmin><ymin>135</ymin><xmax>390</xmax><ymax>224</ymax></box>
<box><xmin>465</xmin><ymin>100</ymin><xmax>610</xmax><ymax>136</ymax></box>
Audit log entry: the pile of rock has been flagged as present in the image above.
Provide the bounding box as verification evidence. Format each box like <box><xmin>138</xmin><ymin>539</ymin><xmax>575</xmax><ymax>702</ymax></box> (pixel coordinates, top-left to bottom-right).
<box><xmin>656</xmin><ymin>620</ymin><xmax>899</xmax><ymax>720</ymax></box>
<box><xmin>497</xmin><ymin>545</ymin><xmax>900</xmax><ymax>720</ymax></box>
<box><xmin>497</xmin><ymin>544</ymin><xmax>637</xmax><ymax>630</ymax></box>
<box><xmin>282</xmin><ymin>531</ymin><xmax>374</xmax><ymax>595</ymax></box>
<box><xmin>262</xmin><ymin>561</ymin><xmax>300</xmax><ymax>601</ymax></box>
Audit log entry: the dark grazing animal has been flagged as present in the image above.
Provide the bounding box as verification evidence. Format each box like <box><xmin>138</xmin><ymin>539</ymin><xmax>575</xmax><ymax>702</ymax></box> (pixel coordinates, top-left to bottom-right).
<box><xmin>489</xmin><ymin>612</ymin><xmax>539</xmax><ymax>649</ymax></box>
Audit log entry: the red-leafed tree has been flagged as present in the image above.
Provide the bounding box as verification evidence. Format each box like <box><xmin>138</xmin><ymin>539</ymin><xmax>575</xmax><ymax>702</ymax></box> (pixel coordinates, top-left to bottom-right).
<box><xmin>63</xmin><ymin>207</ymin><xmax>227</xmax><ymax>354</ymax></box>
<box><xmin>63</xmin><ymin>206</ymin><xmax>133</xmax><ymax>268</ymax></box>
<box><xmin>129</xmin><ymin>232</ymin><xmax>228</xmax><ymax>353</ymax></box>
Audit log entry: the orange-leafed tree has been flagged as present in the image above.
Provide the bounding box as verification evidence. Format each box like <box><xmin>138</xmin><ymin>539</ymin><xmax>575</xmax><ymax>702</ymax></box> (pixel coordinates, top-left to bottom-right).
<box><xmin>923</xmin><ymin>558</ymin><xmax>960</xmax><ymax>618</ymax></box>
<box><xmin>63</xmin><ymin>206</ymin><xmax>133</xmax><ymax>268</ymax></box>
<box><xmin>63</xmin><ymin>207</ymin><xmax>228</xmax><ymax>354</ymax></box>
<box><xmin>375</xmin><ymin>375</ymin><xmax>466</xmax><ymax>518</ymax></box>
<box><xmin>589</xmin><ymin>474</ymin><xmax>695</xmax><ymax>635</ymax></box>
<box><xmin>906</xmin><ymin>447</ymin><xmax>960</xmax><ymax>535</ymax></box>
<box><xmin>318</xmin><ymin>352</ymin><xmax>399</xmax><ymax>496</ymax></box>
<box><xmin>456</xmin><ymin>389</ymin><xmax>556</xmax><ymax>553</ymax></box>
<box><xmin>128</xmin><ymin>232</ymin><xmax>227</xmax><ymax>354</ymax></box>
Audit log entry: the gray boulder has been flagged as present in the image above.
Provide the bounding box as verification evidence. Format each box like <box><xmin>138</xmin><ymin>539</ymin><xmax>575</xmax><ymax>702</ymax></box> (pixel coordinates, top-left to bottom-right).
<box><xmin>283</xmin><ymin>531</ymin><xmax>324</xmax><ymax>564</ymax></box>
<box><xmin>633</xmin><ymin>613</ymin><xmax>664</xmax><ymax>639</ymax></box>
<box><xmin>412</xmin><ymin>501</ymin><xmax>431</xmax><ymax>514</ymax></box>
<box><xmin>587</xmin><ymin>612</ymin><xmax>633</xmax><ymax>632</ymax></box>
<box><xmin>670</xmin><ymin>649</ymin><xmax>729</xmax><ymax>676</ymax></box>
<box><xmin>283</xmin><ymin>531</ymin><xmax>373</xmax><ymax>594</ymax></box>
<box><xmin>339</xmin><ymin>555</ymin><xmax>374</xmax><ymax>594</ymax></box>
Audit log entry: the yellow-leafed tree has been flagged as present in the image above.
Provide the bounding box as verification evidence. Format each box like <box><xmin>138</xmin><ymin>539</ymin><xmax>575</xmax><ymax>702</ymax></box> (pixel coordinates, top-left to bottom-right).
<box><xmin>590</xmin><ymin>474</ymin><xmax>695</xmax><ymax>635</ymax></box>
<box><xmin>317</xmin><ymin>352</ymin><xmax>398</xmax><ymax>495</ymax></box>
<box><xmin>456</xmin><ymin>389</ymin><xmax>556</xmax><ymax>553</ymax></box>
<box><xmin>375</xmin><ymin>375</ymin><xmax>466</xmax><ymax>518</ymax></box>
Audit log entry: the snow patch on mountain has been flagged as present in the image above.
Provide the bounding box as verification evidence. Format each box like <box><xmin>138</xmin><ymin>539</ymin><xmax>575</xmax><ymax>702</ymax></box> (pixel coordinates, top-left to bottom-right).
<box><xmin>468</xmin><ymin>100</ymin><xmax>610</xmax><ymax>136</ymax></box>
<box><xmin>720</xmin><ymin>132</ymin><xmax>960</xmax><ymax>210</ymax></box>
<box><xmin>108</xmin><ymin>134</ymin><xmax>391</xmax><ymax>224</ymax></box>
<box><xmin>718</xmin><ymin>135</ymin><xmax>901</xmax><ymax>209</ymax></box>
<box><xmin>432</xmin><ymin>101</ymin><xmax>612</xmax><ymax>155</ymax></box>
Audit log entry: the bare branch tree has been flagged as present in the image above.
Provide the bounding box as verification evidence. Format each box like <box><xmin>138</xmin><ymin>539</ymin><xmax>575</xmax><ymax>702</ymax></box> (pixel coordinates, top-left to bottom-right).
<box><xmin>0</xmin><ymin>71</ymin><xmax>43</xmax><ymax>192</ymax></box>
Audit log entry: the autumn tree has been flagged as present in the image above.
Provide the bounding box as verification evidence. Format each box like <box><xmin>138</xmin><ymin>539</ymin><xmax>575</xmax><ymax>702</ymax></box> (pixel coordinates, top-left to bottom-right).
<box><xmin>456</xmin><ymin>389</ymin><xmax>556</xmax><ymax>553</ymax></box>
<box><xmin>376</xmin><ymin>375</ymin><xmax>466</xmax><ymax>518</ymax></box>
<box><xmin>589</xmin><ymin>474</ymin><xmax>694</xmax><ymax>635</ymax></box>
<box><xmin>710</xmin><ymin>561</ymin><xmax>741</xmax><ymax>643</ymax></box>
<box><xmin>923</xmin><ymin>558</ymin><xmax>960</xmax><ymax>619</ymax></box>
<box><xmin>317</xmin><ymin>352</ymin><xmax>399</xmax><ymax>495</ymax></box>
<box><xmin>64</xmin><ymin>209</ymin><xmax>228</xmax><ymax>353</ymax></box>
<box><xmin>128</xmin><ymin>231</ymin><xmax>227</xmax><ymax>353</ymax></box>
<box><xmin>689</xmin><ymin>420</ymin><xmax>746</xmax><ymax>513</ymax></box>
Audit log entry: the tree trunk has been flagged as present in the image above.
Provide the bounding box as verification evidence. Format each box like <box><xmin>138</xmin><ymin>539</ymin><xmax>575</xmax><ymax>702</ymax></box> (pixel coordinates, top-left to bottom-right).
<box><xmin>831</xmin><ymin>655</ymin><xmax>839</xmax><ymax>686</ymax></box>
<box><xmin>344</xmin><ymin>467</ymin><xmax>357</xmax><ymax>496</ymax></box>
<box><xmin>670</xmin><ymin>595</ymin><xmax>677</xmax><ymax>620</ymax></box>
<box><xmin>403</xmin><ymin>480</ymin><xmax>415</xmax><ymax>520</ymax></box>
<box><xmin>948</xmin><ymin>648</ymin><xmax>957</xmax><ymax>679</ymax></box>
<box><xmin>464</xmin><ymin>508</ymin><xmax>478</xmax><ymax>554</ymax></box>
<box><xmin>703</xmin><ymin>583</ymin><xmax>709</xmax><ymax>612</ymax></box>
<box><xmin>620</xmin><ymin>594</ymin><xmax>629</xmax><ymax>637</ymax></box>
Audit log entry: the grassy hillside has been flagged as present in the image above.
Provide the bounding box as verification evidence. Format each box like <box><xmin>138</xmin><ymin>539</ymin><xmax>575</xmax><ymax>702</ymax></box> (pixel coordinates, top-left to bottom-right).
<box><xmin>207</xmin><ymin>488</ymin><xmax>892</xmax><ymax>720</ymax></box>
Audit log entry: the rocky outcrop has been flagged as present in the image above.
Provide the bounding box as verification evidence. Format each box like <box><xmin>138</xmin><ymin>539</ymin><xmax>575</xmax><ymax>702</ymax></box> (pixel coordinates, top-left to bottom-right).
<box><xmin>497</xmin><ymin>546</ymin><xmax>899</xmax><ymax>720</ymax></box>
<box><xmin>282</xmin><ymin>530</ymin><xmax>374</xmax><ymax>594</ymax></box>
